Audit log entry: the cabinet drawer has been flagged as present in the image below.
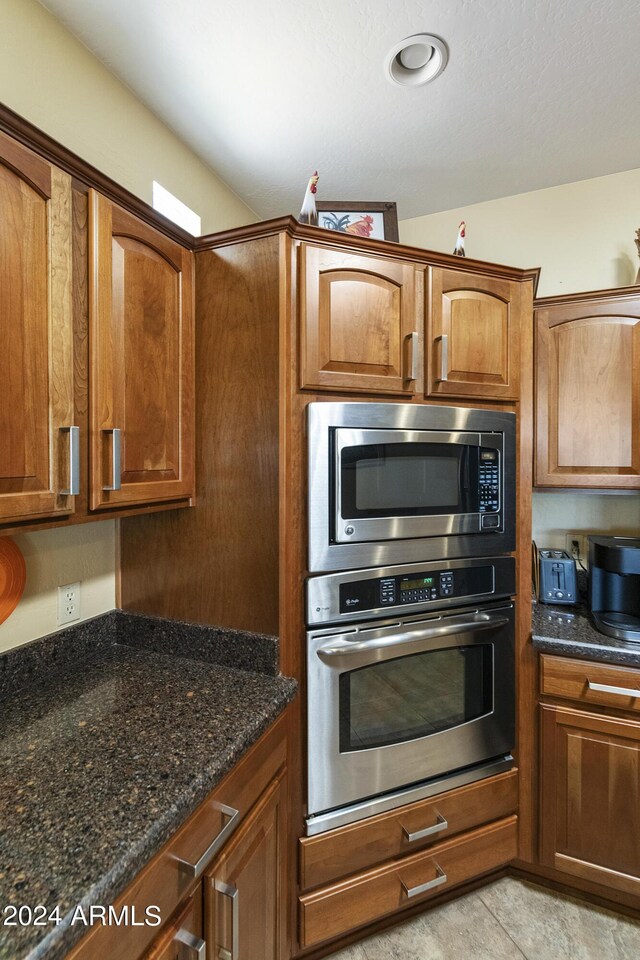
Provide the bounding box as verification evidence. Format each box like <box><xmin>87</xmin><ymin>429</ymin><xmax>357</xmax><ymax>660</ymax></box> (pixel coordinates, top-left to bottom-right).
<box><xmin>541</xmin><ymin>655</ymin><xmax>640</xmax><ymax>714</ymax></box>
<box><xmin>299</xmin><ymin>816</ymin><xmax>517</xmax><ymax>949</ymax></box>
<box><xmin>299</xmin><ymin>770</ymin><xmax>517</xmax><ymax>890</ymax></box>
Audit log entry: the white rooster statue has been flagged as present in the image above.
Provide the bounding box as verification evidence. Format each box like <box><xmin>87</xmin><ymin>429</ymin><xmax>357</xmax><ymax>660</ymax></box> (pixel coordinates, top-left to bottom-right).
<box><xmin>453</xmin><ymin>220</ymin><xmax>466</xmax><ymax>257</ymax></box>
<box><xmin>299</xmin><ymin>171</ymin><xmax>320</xmax><ymax>226</ymax></box>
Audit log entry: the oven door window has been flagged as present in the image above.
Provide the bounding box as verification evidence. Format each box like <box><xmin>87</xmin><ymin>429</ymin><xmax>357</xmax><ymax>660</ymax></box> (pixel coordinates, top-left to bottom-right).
<box><xmin>339</xmin><ymin>644</ymin><xmax>493</xmax><ymax>753</ymax></box>
<box><xmin>340</xmin><ymin>443</ymin><xmax>478</xmax><ymax>519</ymax></box>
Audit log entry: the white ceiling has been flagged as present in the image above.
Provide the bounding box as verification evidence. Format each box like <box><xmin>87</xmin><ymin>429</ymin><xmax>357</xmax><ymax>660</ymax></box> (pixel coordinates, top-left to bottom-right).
<box><xmin>40</xmin><ymin>0</ymin><xmax>640</xmax><ymax>222</ymax></box>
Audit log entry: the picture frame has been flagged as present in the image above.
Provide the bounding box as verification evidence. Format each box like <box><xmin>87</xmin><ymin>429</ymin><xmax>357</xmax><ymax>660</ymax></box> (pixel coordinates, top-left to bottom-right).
<box><xmin>315</xmin><ymin>201</ymin><xmax>399</xmax><ymax>242</ymax></box>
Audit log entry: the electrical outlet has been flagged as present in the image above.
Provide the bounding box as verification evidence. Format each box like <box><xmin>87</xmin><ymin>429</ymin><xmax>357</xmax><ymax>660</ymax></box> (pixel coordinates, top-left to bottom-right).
<box><xmin>57</xmin><ymin>581</ymin><xmax>81</xmax><ymax>626</ymax></box>
<box><xmin>564</xmin><ymin>534</ymin><xmax>588</xmax><ymax>565</ymax></box>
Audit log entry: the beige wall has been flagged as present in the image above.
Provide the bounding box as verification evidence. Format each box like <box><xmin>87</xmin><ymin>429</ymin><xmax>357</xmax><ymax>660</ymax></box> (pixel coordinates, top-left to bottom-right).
<box><xmin>401</xmin><ymin>172</ymin><xmax>640</xmax><ymax>552</ymax></box>
<box><xmin>0</xmin><ymin>525</ymin><xmax>116</xmax><ymax>654</ymax></box>
<box><xmin>0</xmin><ymin>0</ymin><xmax>256</xmax><ymax>234</ymax></box>
<box><xmin>0</xmin><ymin>0</ymin><xmax>256</xmax><ymax>652</ymax></box>
<box><xmin>400</xmin><ymin>167</ymin><xmax>640</xmax><ymax>298</ymax></box>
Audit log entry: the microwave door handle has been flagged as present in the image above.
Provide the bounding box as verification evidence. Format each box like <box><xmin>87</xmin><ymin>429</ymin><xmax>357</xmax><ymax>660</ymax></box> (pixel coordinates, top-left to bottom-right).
<box><xmin>316</xmin><ymin>612</ymin><xmax>510</xmax><ymax>660</ymax></box>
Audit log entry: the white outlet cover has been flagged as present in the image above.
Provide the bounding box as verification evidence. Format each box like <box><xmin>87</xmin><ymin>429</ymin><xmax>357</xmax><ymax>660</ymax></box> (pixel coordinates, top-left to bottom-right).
<box><xmin>57</xmin><ymin>581</ymin><xmax>81</xmax><ymax>626</ymax></box>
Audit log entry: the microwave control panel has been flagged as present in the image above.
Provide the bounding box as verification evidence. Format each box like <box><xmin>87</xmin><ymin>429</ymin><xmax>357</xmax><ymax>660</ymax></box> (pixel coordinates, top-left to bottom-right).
<box><xmin>339</xmin><ymin>564</ymin><xmax>494</xmax><ymax>614</ymax></box>
<box><xmin>478</xmin><ymin>449</ymin><xmax>500</xmax><ymax>514</ymax></box>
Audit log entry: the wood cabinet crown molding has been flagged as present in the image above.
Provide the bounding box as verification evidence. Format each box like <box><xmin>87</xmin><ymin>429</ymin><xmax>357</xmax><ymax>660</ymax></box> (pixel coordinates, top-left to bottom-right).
<box><xmin>0</xmin><ymin>102</ymin><xmax>194</xmax><ymax>249</ymax></box>
<box><xmin>195</xmin><ymin>216</ymin><xmax>540</xmax><ymax>292</ymax></box>
<box><xmin>0</xmin><ymin>102</ymin><xmax>541</xmax><ymax>292</ymax></box>
<box><xmin>535</xmin><ymin>284</ymin><xmax>640</xmax><ymax>309</ymax></box>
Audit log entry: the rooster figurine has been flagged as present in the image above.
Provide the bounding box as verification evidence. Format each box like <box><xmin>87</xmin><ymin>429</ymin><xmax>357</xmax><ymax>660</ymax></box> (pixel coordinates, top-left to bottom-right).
<box><xmin>453</xmin><ymin>221</ymin><xmax>466</xmax><ymax>257</ymax></box>
<box><xmin>299</xmin><ymin>171</ymin><xmax>319</xmax><ymax>226</ymax></box>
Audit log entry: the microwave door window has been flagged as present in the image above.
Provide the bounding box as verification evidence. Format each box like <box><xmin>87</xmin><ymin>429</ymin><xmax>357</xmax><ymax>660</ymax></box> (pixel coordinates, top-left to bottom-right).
<box><xmin>341</xmin><ymin>443</ymin><xmax>477</xmax><ymax>519</ymax></box>
<box><xmin>339</xmin><ymin>644</ymin><xmax>493</xmax><ymax>753</ymax></box>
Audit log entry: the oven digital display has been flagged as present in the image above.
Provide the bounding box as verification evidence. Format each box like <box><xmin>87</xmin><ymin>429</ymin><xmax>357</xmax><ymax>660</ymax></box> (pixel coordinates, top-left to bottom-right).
<box><xmin>400</xmin><ymin>577</ymin><xmax>434</xmax><ymax>591</ymax></box>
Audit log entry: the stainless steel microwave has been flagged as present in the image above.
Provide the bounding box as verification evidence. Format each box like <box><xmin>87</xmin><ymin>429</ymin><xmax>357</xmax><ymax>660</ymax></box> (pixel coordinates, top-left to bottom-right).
<box><xmin>308</xmin><ymin>402</ymin><xmax>516</xmax><ymax>572</ymax></box>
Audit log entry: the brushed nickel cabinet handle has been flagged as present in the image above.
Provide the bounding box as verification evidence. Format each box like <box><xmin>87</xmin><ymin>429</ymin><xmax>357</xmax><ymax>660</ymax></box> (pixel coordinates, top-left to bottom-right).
<box><xmin>215</xmin><ymin>880</ymin><xmax>239</xmax><ymax>960</ymax></box>
<box><xmin>406</xmin><ymin>331</ymin><xmax>419</xmax><ymax>381</ymax></box>
<box><xmin>435</xmin><ymin>334</ymin><xmax>449</xmax><ymax>381</ymax></box>
<box><xmin>175</xmin><ymin>929</ymin><xmax>207</xmax><ymax>960</ymax></box>
<box><xmin>402</xmin><ymin>811</ymin><xmax>448</xmax><ymax>842</ymax></box>
<box><xmin>401</xmin><ymin>862</ymin><xmax>447</xmax><ymax>898</ymax></box>
<box><xmin>173</xmin><ymin>801</ymin><xmax>240</xmax><ymax>879</ymax></box>
<box><xmin>59</xmin><ymin>426</ymin><xmax>80</xmax><ymax>496</ymax></box>
<box><xmin>587</xmin><ymin>680</ymin><xmax>640</xmax><ymax>698</ymax></box>
<box><xmin>102</xmin><ymin>428</ymin><xmax>122</xmax><ymax>491</ymax></box>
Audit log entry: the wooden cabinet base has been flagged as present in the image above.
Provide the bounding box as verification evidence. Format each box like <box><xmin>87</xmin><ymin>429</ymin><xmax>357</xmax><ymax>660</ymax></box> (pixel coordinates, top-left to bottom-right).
<box><xmin>300</xmin><ymin>770</ymin><xmax>517</xmax><ymax>891</ymax></box>
<box><xmin>540</xmin><ymin>704</ymin><xmax>640</xmax><ymax>898</ymax></box>
<box><xmin>299</xmin><ymin>816</ymin><xmax>517</xmax><ymax>949</ymax></box>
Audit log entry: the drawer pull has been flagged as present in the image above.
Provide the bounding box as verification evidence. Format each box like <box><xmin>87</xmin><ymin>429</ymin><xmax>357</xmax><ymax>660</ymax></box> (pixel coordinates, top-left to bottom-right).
<box><xmin>402</xmin><ymin>811</ymin><xmax>448</xmax><ymax>842</ymax></box>
<box><xmin>175</xmin><ymin>929</ymin><xmax>207</xmax><ymax>959</ymax></box>
<box><xmin>174</xmin><ymin>801</ymin><xmax>240</xmax><ymax>879</ymax></box>
<box><xmin>401</xmin><ymin>862</ymin><xmax>447</xmax><ymax>899</ymax></box>
<box><xmin>587</xmin><ymin>680</ymin><xmax>640</xmax><ymax>699</ymax></box>
<box><xmin>214</xmin><ymin>880</ymin><xmax>239</xmax><ymax>960</ymax></box>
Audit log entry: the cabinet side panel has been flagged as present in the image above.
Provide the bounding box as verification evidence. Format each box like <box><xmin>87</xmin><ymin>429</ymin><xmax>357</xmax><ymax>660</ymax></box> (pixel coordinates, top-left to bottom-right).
<box><xmin>118</xmin><ymin>235</ymin><xmax>280</xmax><ymax>634</ymax></box>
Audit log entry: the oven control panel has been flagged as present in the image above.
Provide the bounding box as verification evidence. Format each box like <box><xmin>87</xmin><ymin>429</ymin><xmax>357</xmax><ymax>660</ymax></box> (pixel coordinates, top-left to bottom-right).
<box><xmin>478</xmin><ymin>449</ymin><xmax>500</xmax><ymax>514</ymax></box>
<box><xmin>339</xmin><ymin>564</ymin><xmax>494</xmax><ymax>614</ymax></box>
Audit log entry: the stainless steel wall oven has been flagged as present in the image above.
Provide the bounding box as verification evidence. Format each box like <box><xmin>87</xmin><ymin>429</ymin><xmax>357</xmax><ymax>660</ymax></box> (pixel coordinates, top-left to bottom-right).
<box><xmin>307</xmin><ymin>402</ymin><xmax>515</xmax><ymax>572</ymax></box>
<box><xmin>305</xmin><ymin>557</ymin><xmax>516</xmax><ymax>835</ymax></box>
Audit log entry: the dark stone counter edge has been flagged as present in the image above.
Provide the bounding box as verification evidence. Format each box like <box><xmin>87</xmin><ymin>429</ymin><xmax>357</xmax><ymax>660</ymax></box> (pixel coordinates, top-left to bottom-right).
<box><xmin>0</xmin><ymin>609</ymin><xmax>281</xmax><ymax>701</ymax></box>
<box><xmin>24</xmin><ymin>677</ymin><xmax>297</xmax><ymax>960</ymax></box>
<box><xmin>532</xmin><ymin>632</ymin><xmax>640</xmax><ymax>668</ymax></box>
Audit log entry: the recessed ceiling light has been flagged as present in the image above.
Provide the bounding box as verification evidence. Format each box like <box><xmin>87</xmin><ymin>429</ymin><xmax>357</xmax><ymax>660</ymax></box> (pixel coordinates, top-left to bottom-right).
<box><xmin>385</xmin><ymin>34</ymin><xmax>448</xmax><ymax>87</ymax></box>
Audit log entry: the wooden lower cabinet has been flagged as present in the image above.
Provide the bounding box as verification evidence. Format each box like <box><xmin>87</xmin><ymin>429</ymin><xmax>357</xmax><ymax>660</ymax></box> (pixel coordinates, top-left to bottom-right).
<box><xmin>141</xmin><ymin>889</ymin><xmax>203</xmax><ymax>960</ymax></box>
<box><xmin>540</xmin><ymin>704</ymin><xmax>640</xmax><ymax>896</ymax></box>
<box><xmin>299</xmin><ymin>816</ymin><xmax>517</xmax><ymax>949</ymax></box>
<box><xmin>205</xmin><ymin>774</ymin><xmax>287</xmax><ymax>960</ymax></box>
<box><xmin>67</xmin><ymin>714</ymin><xmax>288</xmax><ymax>960</ymax></box>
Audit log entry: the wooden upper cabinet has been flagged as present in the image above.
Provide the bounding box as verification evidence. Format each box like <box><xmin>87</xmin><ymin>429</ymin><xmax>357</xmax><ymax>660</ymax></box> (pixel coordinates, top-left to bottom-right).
<box><xmin>535</xmin><ymin>288</ymin><xmax>640</xmax><ymax>488</ymax></box>
<box><xmin>427</xmin><ymin>267</ymin><xmax>523</xmax><ymax>400</ymax></box>
<box><xmin>0</xmin><ymin>132</ymin><xmax>76</xmax><ymax>523</ymax></box>
<box><xmin>540</xmin><ymin>704</ymin><xmax>640</xmax><ymax>897</ymax></box>
<box><xmin>89</xmin><ymin>190</ymin><xmax>194</xmax><ymax>509</ymax></box>
<box><xmin>299</xmin><ymin>242</ymin><xmax>424</xmax><ymax>395</ymax></box>
<box><xmin>205</xmin><ymin>774</ymin><xmax>287</xmax><ymax>960</ymax></box>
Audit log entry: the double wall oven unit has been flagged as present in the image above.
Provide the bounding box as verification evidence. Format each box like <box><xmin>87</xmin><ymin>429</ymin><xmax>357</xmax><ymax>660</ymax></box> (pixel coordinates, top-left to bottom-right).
<box><xmin>305</xmin><ymin>402</ymin><xmax>518</xmax><ymax>836</ymax></box>
<box><xmin>307</xmin><ymin>402</ymin><xmax>515</xmax><ymax>573</ymax></box>
<box><xmin>306</xmin><ymin>557</ymin><xmax>516</xmax><ymax>834</ymax></box>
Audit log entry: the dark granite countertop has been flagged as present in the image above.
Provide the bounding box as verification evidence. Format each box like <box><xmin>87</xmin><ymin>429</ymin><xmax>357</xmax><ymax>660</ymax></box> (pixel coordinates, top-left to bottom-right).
<box><xmin>0</xmin><ymin>611</ymin><xmax>297</xmax><ymax>960</ymax></box>
<box><xmin>532</xmin><ymin>599</ymin><xmax>640</xmax><ymax>668</ymax></box>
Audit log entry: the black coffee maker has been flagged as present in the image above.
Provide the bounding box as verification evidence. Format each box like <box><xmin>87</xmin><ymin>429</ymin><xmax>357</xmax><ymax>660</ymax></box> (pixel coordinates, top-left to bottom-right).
<box><xmin>588</xmin><ymin>536</ymin><xmax>640</xmax><ymax>642</ymax></box>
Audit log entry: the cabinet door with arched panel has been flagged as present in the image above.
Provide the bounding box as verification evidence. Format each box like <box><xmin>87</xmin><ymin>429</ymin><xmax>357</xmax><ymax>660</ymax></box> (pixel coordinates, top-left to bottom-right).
<box><xmin>89</xmin><ymin>190</ymin><xmax>194</xmax><ymax>510</ymax></box>
<box><xmin>0</xmin><ymin>130</ymin><xmax>76</xmax><ymax>523</ymax></box>
<box><xmin>299</xmin><ymin>243</ymin><xmax>423</xmax><ymax>396</ymax></box>
<box><xmin>535</xmin><ymin>288</ymin><xmax>640</xmax><ymax>487</ymax></box>
<box><xmin>428</xmin><ymin>267</ymin><xmax>524</xmax><ymax>400</ymax></box>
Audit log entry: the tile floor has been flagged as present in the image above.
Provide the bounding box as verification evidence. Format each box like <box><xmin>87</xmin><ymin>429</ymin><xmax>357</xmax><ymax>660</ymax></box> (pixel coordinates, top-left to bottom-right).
<box><xmin>325</xmin><ymin>877</ymin><xmax>640</xmax><ymax>959</ymax></box>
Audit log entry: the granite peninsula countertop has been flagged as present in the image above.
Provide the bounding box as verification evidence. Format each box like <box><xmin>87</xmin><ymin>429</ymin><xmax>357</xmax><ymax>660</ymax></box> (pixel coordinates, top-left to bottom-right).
<box><xmin>532</xmin><ymin>599</ymin><xmax>640</xmax><ymax>668</ymax></box>
<box><xmin>0</xmin><ymin>611</ymin><xmax>297</xmax><ymax>960</ymax></box>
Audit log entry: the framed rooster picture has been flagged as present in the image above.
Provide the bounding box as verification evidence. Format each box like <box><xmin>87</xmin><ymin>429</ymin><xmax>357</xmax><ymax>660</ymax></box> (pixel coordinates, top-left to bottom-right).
<box><xmin>315</xmin><ymin>201</ymin><xmax>399</xmax><ymax>242</ymax></box>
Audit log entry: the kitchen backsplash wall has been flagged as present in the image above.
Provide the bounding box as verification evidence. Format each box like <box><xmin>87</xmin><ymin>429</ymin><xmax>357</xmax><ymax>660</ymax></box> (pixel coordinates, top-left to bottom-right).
<box><xmin>400</xmin><ymin>166</ymin><xmax>640</xmax><ymax>298</ymax></box>
<box><xmin>532</xmin><ymin>492</ymin><xmax>640</xmax><ymax>557</ymax></box>
<box><xmin>0</xmin><ymin>524</ymin><xmax>116</xmax><ymax>655</ymax></box>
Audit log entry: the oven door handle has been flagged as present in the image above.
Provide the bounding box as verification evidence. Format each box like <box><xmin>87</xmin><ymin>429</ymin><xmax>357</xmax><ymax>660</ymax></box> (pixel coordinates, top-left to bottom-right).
<box><xmin>316</xmin><ymin>612</ymin><xmax>510</xmax><ymax>660</ymax></box>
